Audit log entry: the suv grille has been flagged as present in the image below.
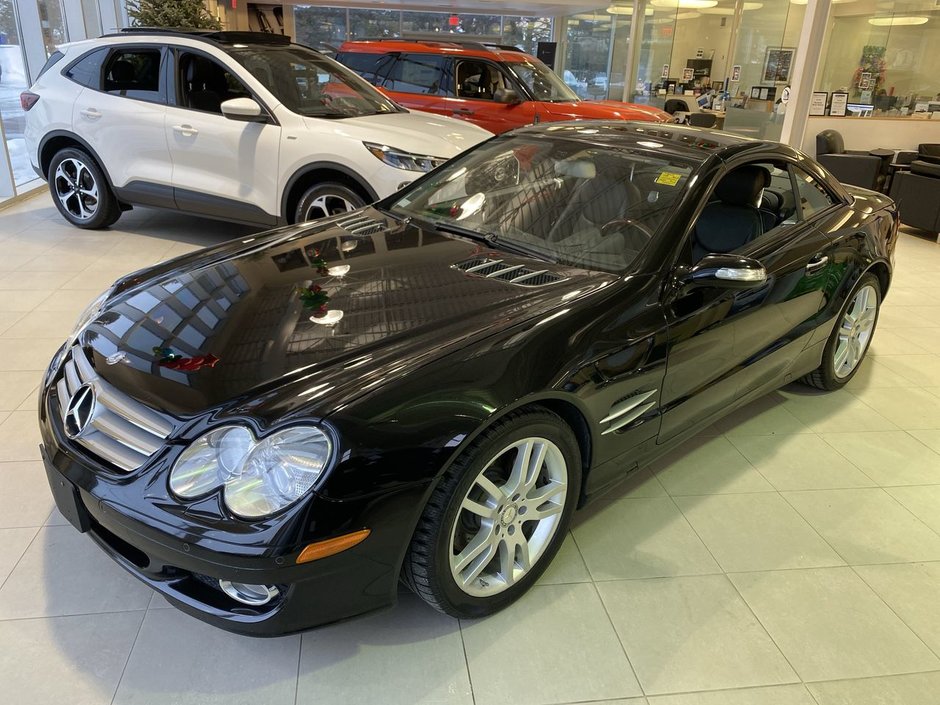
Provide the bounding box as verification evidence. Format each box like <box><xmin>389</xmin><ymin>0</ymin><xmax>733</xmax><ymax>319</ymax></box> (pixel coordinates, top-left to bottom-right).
<box><xmin>54</xmin><ymin>346</ymin><xmax>174</xmax><ymax>472</ymax></box>
<box><xmin>453</xmin><ymin>258</ymin><xmax>564</xmax><ymax>287</ymax></box>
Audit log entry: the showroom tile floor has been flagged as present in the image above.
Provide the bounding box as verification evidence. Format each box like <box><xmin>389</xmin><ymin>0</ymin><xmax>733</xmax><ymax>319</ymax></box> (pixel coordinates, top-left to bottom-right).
<box><xmin>1</xmin><ymin>191</ymin><xmax>939</xmax><ymax>705</ymax></box>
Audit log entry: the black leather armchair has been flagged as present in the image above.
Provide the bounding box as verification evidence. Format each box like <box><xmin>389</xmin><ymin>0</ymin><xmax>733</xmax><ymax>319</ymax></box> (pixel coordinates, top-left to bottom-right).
<box><xmin>890</xmin><ymin>159</ymin><xmax>940</xmax><ymax>240</ymax></box>
<box><xmin>815</xmin><ymin>130</ymin><xmax>891</xmax><ymax>191</ymax></box>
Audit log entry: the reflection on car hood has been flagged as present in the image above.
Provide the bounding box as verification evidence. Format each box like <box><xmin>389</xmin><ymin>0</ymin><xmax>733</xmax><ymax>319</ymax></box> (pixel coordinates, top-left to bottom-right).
<box><xmin>544</xmin><ymin>101</ymin><xmax>671</xmax><ymax>123</ymax></box>
<box><xmin>306</xmin><ymin>111</ymin><xmax>493</xmax><ymax>157</ymax></box>
<box><xmin>79</xmin><ymin>210</ymin><xmax>613</xmax><ymax>418</ymax></box>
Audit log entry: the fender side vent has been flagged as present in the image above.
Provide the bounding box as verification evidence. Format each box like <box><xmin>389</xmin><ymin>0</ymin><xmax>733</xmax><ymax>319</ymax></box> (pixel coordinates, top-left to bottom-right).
<box><xmin>336</xmin><ymin>213</ymin><xmax>385</xmax><ymax>236</ymax></box>
<box><xmin>453</xmin><ymin>258</ymin><xmax>564</xmax><ymax>287</ymax></box>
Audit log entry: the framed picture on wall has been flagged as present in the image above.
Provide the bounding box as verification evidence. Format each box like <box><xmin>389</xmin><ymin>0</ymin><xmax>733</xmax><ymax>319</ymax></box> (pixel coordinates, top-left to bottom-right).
<box><xmin>731</xmin><ymin>65</ymin><xmax>741</xmax><ymax>82</ymax></box>
<box><xmin>682</xmin><ymin>67</ymin><xmax>694</xmax><ymax>82</ymax></box>
<box><xmin>809</xmin><ymin>92</ymin><xmax>828</xmax><ymax>116</ymax></box>
<box><xmin>830</xmin><ymin>92</ymin><xmax>849</xmax><ymax>116</ymax></box>
<box><xmin>763</xmin><ymin>47</ymin><xmax>795</xmax><ymax>83</ymax></box>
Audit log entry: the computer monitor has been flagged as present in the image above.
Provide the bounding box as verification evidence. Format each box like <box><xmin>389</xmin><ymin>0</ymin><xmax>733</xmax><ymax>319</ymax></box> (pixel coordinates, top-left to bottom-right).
<box><xmin>696</xmin><ymin>94</ymin><xmax>711</xmax><ymax>109</ymax></box>
<box><xmin>846</xmin><ymin>103</ymin><xmax>874</xmax><ymax>117</ymax></box>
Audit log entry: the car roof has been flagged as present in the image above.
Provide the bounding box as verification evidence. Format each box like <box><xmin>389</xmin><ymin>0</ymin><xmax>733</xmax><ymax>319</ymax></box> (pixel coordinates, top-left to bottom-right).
<box><xmin>101</xmin><ymin>28</ymin><xmax>294</xmax><ymax>49</ymax></box>
<box><xmin>338</xmin><ymin>39</ymin><xmax>531</xmax><ymax>63</ymax></box>
<box><xmin>507</xmin><ymin>121</ymin><xmax>794</xmax><ymax>164</ymax></box>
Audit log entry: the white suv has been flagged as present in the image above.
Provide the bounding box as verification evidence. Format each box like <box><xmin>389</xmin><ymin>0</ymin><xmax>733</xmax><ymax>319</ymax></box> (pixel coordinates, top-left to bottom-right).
<box><xmin>22</xmin><ymin>29</ymin><xmax>492</xmax><ymax>229</ymax></box>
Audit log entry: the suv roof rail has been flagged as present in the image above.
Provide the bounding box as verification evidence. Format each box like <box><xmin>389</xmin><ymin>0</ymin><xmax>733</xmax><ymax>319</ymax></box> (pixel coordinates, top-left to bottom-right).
<box><xmin>112</xmin><ymin>28</ymin><xmax>292</xmax><ymax>46</ymax></box>
<box><xmin>347</xmin><ymin>37</ymin><xmax>526</xmax><ymax>53</ymax></box>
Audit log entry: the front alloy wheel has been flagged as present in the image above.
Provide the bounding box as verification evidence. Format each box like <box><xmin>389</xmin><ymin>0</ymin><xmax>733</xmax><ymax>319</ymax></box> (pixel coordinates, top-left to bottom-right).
<box><xmin>404</xmin><ymin>408</ymin><xmax>580</xmax><ymax>618</ymax></box>
<box><xmin>294</xmin><ymin>182</ymin><xmax>366</xmax><ymax>223</ymax></box>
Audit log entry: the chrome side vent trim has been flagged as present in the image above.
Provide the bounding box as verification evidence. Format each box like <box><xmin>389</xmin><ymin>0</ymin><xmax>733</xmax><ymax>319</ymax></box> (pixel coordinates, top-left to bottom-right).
<box><xmin>336</xmin><ymin>213</ymin><xmax>385</xmax><ymax>236</ymax></box>
<box><xmin>54</xmin><ymin>346</ymin><xmax>175</xmax><ymax>472</ymax></box>
<box><xmin>601</xmin><ymin>389</ymin><xmax>658</xmax><ymax>435</ymax></box>
<box><xmin>453</xmin><ymin>258</ymin><xmax>564</xmax><ymax>287</ymax></box>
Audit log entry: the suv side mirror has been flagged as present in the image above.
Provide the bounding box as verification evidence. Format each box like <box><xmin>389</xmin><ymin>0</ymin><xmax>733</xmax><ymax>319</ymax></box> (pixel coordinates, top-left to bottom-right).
<box><xmin>686</xmin><ymin>254</ymin><xmax>768</xmax><ymax>289</ymax></box>
<box><xmin>494</xmin><ymin>88</ymin><xmax>521</xmax><ymax>105</ymax></box>
<box><xmin>221</xmin><ymin>97</ymin><xmax>266</xmax><ymax>123</ymax></box>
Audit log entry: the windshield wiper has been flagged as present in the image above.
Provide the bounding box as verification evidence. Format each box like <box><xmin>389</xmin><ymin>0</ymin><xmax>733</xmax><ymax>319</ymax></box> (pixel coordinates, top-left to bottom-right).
<box><xmin>435</xmin><ymin>222</ymin><xmax>557</xmax><ymax>263</ymax></box>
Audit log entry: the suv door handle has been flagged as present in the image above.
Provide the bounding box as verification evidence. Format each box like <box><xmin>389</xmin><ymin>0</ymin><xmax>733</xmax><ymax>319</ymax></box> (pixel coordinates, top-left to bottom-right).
<box><xmin>806</xmin><ymin>254</ymin><xmax>829</xmax><ymax>273</ymax></box>
<box><xmin>80</xmin><ymin>108</ymin><xmax>101</xmax><ymax>120</ymax></box>
<box><xmin>452</xmin><ymin>108</ymin><xmax>473</xmax><ymax>115</ymax></box>
<box><xmin>172</xmin><ymin>124</ymin><xmax>199</xmax><ymax>137</ymax></box>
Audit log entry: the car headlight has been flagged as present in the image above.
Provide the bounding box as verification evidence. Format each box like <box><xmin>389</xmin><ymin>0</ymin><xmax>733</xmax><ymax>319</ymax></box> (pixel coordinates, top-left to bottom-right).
<box><xmin>364</xmin><ymin>142</ymin><xmax>447</xmax><ymax>172</ymax></box>
<box><xmin>169</xmin><ymin>425</ymin><xmax>333</xmax><ymax>519</ymax></box>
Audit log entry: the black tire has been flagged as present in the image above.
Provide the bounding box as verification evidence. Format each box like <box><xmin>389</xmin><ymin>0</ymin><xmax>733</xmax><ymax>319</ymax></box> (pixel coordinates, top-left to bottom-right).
<box><xmin>48</xmin><ymin>148</ymin><xmax>121</xmax><ymax>229</ymax></box>
<box><xmin>403</xmin><ymin>407</ymin><xmax>581</xmax><ymax>619</ymax></box>
<box><xmin>293</xmin><ymin>182</ymin><xmax>365</xmax><ymax>223</ymax></box>
<box><xmin>801</xmin><ymin>272</ymin><xmax>881</xmax><ymax>391</ymax></box>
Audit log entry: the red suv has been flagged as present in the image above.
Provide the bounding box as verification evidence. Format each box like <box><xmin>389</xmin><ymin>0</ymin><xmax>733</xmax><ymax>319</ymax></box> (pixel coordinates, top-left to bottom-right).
<box><xmin>335</xmin><ymin>40</ymin><xmax>671</xmax><ymax>134</ymax></box>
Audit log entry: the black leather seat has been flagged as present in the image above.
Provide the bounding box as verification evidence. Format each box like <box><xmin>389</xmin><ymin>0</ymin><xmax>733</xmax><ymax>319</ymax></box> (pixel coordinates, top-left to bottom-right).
<box><xmin>693</xmin><ymin>165</ymin><xmax>770</xmax><ymax>261</ymax></box>
<box><xmin>184</xmin><ymin>56</ymin><xmax>227</xmax><ymax>113</ymax></box>
<box><xmin>815</xmin><ymin>129</ymin><xmax>890</xmax><ymax>191</ymax></box>
<box><xmin>890</xmin><ymin>159</ymin><xmax>940</xmax><ymax>237</ymax></box>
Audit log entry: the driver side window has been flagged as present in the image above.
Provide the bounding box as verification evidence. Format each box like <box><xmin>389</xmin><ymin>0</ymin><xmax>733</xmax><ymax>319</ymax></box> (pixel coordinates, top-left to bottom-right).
<box><xmin>177</xmin><ymin>52</ymin><xmax>252</xmax><ymax>115</ymax></box>
<box><xmin>690</xmin><ymin>161</ymin><xmax>801</xmax><ymax>262</ymax></box>
<box><xmin>455</xmin><ymin>60</ymin><xmax>508</xmax><ymax>101</ymax></box>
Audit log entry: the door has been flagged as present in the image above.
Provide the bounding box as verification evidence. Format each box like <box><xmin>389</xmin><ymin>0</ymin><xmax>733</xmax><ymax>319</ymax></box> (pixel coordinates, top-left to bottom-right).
<box><xmin>437</xmin><ymin>58</ymin><xmax>540</xmax><ymax>134</ymax></box>
<box><xmin>165</xmin><ymin>49</ymin><xmax>281</xmax><ymax>225</ymax></box>
<box><xmin>659</xmin><ymin>158</ymin><xmax>838</xmax><ymax>442</ymax></box>
<box><xmin>72</xmin><ymin>45</ymin><xmax>172</xmax><ymax>199</ymax></box>
<box><xmin>376</xmin><ymin>53</ymin><xmax>451</xmax><ymax>116</ymax></box>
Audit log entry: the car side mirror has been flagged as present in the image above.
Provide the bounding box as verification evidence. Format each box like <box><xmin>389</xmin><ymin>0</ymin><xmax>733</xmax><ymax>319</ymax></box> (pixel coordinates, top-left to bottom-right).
<box><xmin>220</xmin><ymin>97</ymin><xmax>266</xmax><ymax>123</ymax></box>
<box><xmin>686</xmin><ymin>254</ymin><xmax>768</xmax><ymax>289</ymax></box>
<box><xmin>494</xmin><ymin>88</ymin><xmax>521</xmax><ymax>105</ymax></box>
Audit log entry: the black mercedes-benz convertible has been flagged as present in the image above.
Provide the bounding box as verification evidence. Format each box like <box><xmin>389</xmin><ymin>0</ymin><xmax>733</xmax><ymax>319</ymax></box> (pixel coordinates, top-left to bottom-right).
<box><xmin>40</xmin><ymin>122</ymin><xmax>897</xmax><ymax>635</ymax></box>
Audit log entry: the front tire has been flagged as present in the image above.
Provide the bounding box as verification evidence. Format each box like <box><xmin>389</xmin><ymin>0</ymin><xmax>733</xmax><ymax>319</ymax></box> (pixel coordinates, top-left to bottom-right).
<box><xmin>48</xmin><ymin>148</ymin><xmax>121</xmax><ymax>229</ymax></box>
<box><xmin>404</xmin><ymin>408</ymin><xmax>581</xmax><ymax>619</ymax></box>
<box><xmin>293</xmin><ymin>182</ymin><xmax>365</xmax><ymax>223</ymax></box>
<box><xmin>801</xmin><ymin>272</ymin><xmax>881</xmax><ymax>390</ymax></box>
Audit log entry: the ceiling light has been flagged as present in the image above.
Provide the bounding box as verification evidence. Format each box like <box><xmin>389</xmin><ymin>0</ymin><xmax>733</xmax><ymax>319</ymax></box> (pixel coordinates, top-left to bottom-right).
<box><xmin>790</xmin><ymin>0</ymin><xmax>856</xmax><ymax>4</ymax></box>
<box><xmin>650</xmin><ymin>0</ymin><xmax>718</xmax><ymax>8</ymax></box>
<box><xmin>700</xmin><ymin>3</ymin><xmax>762</xmax><ymax>13</ymax></box>
<box><xmin>868</xmin><ymin>15</ymin><xmax>929</xmax><ymax>25</ymax></box>
<box><xmin>676</xmin><ymin>10</ymin><xmax>703</xmax><ymax>18</ymax></box>
<box><xmin>607</xmin><ymin>4</ymin><xmax>655</xmax><ymax>14</ymax></box>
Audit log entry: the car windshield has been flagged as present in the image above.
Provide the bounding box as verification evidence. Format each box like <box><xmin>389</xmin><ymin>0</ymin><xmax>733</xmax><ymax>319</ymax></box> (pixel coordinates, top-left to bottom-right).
<box><xmin>228</xmin><ymin>45</ymin><xmax>402</xmax><ymax>118</ymax></box>
<box><xmin>506</xmin><ymin>60</ymin><xmax>580</xmax><ymax>103</ymax></box>
<box><xmin>388</xmin><ymin>135</ymin><xmax>695</xmax><ymax>274</ymax></box>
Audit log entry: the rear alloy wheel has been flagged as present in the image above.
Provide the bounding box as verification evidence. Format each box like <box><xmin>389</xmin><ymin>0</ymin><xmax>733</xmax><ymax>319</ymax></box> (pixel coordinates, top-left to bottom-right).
<box><xmin>48</xmin><ymin>148</ymin><xmax>121</xmax><ymax>229</ymax></box>
<box><xmin>294</xmin><ymin>182</ymin><xmax>365</xmax><ymax>223</ymax></box>
<box><xmin>802</xmin><ymin>272</ymin><xmax>881</xmax><ymax>390</ymax></box>
<box><xmin>404</xmin><ymin>409</ymin><xmax>580</xmax><ymax>618</ymax></box>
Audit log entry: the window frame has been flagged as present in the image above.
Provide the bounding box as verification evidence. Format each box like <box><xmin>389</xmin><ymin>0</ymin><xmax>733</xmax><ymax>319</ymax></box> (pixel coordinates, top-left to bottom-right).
<box><xmin>451</xmin><ymin>57</ymin><xmax>521</xmax><ymax>102</ymax></box>
<box><xmin>787</xmin><ymin>163</ymin><xmax>840</xmax><ymax>223</ymax></box>
<box><xmin>166</xmin><ymin>47</ymin><xmax>279</xmax><ymax>125</ymax></box>
<box><xmin>100</xmin><ymin>45</ymin><xmax>168</xmax><ymax>104</ymax></box>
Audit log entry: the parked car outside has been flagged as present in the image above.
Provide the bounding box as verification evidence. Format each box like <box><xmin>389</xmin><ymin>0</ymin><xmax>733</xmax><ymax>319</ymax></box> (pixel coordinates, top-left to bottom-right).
<box><xmin>39</xmin><ymin>122</ymin><xmax>897</xmax><ymax>635</ymax></box>
<box><xmin>335</xmin><ymin>39</ymin><xmax>671</xmax><ymax>134</ymax></box>
<box><xmin>22</xmin><ymin>29</ymin><xmax>491</xmax><ymax>230</ymax></box>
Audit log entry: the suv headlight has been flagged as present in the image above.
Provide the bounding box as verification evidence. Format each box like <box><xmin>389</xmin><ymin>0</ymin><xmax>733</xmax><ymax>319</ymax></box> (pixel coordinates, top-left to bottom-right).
<box><xmin>169</xmin><ymin>425</ymin><xmax>334</xmax><ymax>519</ymax></box>
<box><xmin>364</xmin><ymin>142</ymin><xmax>447</xmax><ymax>172</ymax></box>
<box><xmin>73</xmin><ymin>287</ymin><xmax>114</xmax><ymax>335</ymax></box>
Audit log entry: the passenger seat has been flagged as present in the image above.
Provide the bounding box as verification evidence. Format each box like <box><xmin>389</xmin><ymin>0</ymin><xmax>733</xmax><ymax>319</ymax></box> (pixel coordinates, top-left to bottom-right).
<box><xmin>692</xmin><ymin>165</ymin><xmax>771</xmax><ymax>261</ymax></box>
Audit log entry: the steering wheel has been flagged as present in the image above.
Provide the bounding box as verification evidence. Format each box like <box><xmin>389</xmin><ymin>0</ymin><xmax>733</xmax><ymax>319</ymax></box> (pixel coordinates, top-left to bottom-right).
<box><xmin>601</xmin><ymin>218</ymin><xmax>655</xmax><ymax>241</ymax></box>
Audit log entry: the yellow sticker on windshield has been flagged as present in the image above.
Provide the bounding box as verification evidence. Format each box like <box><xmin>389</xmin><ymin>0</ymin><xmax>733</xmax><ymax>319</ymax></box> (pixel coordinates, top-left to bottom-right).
<box><xmin>655</xmin><ymin>172</ymin><xmax>682</xmax><ymax>186</ymax></box>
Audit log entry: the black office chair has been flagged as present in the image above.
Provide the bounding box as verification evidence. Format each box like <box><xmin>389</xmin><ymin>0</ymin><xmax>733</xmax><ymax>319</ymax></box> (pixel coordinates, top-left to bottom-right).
<box><xmin>815</xmin><ymin>129</ymin><xmax>890</xmax><ymax>191</ymax></box>
<box><xmin>688</xmin><ymin>112</ymin><xmax>717</xmax><ymax>128</ymax></box>
<box><xmin>890</xmin><ymin>159</ymin><xmax>940</xmax><ymax>238</ymax></box>
<box><xmin>664</xmin><ymin>98</ymin><xmax>691</xmax><ymax>115</ymax></box>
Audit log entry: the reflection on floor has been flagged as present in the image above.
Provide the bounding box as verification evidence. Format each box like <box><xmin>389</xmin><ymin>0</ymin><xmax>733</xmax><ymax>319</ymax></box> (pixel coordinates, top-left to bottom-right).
<box><xmin>1</xmin><ymin>191</ymin><xmax>939</xmax><ymax>705</ymax></box>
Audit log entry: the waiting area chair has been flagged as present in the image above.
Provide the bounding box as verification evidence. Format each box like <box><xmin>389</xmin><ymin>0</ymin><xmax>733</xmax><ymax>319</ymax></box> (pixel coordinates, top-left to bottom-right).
<box><xmin>890</xmin><ymin>159</ymin><xmax>940</xmax><ymax>240</ymax></box>
<box><xmin>815</xmin><ymin>129</ymin><xmax>891</xmax><ymax>191</ymax></box>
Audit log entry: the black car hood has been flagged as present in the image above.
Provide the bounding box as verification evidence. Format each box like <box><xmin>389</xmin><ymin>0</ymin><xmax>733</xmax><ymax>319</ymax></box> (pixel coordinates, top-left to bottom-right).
<box><xmin>79</xmin><ymin>209</ymin><xmax>615</xmax><ymax>419</ymax></box>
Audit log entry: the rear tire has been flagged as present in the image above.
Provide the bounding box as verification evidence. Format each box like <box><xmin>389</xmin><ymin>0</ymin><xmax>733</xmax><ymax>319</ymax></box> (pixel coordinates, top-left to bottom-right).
<box><xmin>801</xmin><ymin>272</ymin><xmax>881</xmax><ymax>391</ymax></box>
<box><xmin>404</xmin><ymin>408</ymin><xmax>581</xmax><ymax>619</ymax></box>
<box><xmin>48</xmin><ymin>148</ymin><xmax>121</xmax><ymax>229</ymax></box>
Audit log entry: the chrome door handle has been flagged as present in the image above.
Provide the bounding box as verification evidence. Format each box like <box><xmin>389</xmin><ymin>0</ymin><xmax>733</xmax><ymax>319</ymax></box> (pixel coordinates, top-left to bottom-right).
<box><xmin>806</xmin><ymin>255</ymin><xmax>829</xmax><ymax>273</ymax></box>
<box><xmin>80</xmin><ymin>108</ymin><xmax>101</xmax><ymax>120</ymax></box>
<box><xmin>172</xmin><ymin>124</ymin><xmax>198</xmax><ymax>136</ymax></box>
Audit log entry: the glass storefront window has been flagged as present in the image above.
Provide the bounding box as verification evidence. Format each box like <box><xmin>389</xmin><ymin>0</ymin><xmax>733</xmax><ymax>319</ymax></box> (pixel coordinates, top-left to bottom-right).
<box><xmin>562</xmin><ymin>11</ymin><xmax>613</xmax><ymax>100</ymax></box>
<box><xmin>36</xmin><ymin>0</ymin><xmax>67</xmax><ymax>57</ymax></box>
<box><xmin>0</xmin><ymin>0</ymin><xmax>37</xmax><ymax>191</ymax></box>
<box><xmin>348</xmin><ymin>9</ymin><xmax>400</xmax><ymax>40</ymax></box>
<box><xmin>817</xmin><ymin>1</ymin><xmax>940</xmax><ymax>118</ymax></box>
<box><xmin>401</xmin><ymin>12</ymin><xmax>501</xmax><ymax>39</ymax></box>
<box><xmin>294</xmin><ymin>5</ymin><xmax>347</xmax><ymax>50</ymax></box>
<box><xmin>501</xmin><ymin>17</ymin><xmax>553</xmax><ymax>55</ymax></box>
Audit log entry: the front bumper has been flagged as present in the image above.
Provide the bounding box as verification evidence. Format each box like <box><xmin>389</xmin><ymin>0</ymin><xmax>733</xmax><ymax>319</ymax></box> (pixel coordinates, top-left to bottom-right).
<box><xmin>38</xmin><ymin>407</ymin><xmax>417</xmax><ymax>636</ymax></box>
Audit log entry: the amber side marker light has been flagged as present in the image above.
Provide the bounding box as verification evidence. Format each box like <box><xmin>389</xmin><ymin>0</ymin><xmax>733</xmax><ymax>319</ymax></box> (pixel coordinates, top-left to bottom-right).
<box><xmin>296</xmin><ymin>529</ymin><xmax>371</xmax><ymax>564</ymax></box>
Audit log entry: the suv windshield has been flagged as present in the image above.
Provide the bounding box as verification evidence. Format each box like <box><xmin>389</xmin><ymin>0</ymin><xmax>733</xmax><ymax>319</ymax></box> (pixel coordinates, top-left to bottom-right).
<box><xmin>506</xmin><ymin>60</ymin><xmax>580</xmax><ymax>103</ymax></box>
<box><xmin>228</xmin><ymin>45</ymin><xmax>402</xmax><ymax>118</ymax></box>
<box><xmin>389</xmin><ymin>135</ymin><xmax>695</xmax><ymax>274</ymax></box>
